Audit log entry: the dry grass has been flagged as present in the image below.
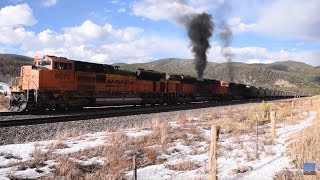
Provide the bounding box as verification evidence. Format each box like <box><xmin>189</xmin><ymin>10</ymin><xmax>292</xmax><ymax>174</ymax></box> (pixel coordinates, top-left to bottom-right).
<box><xmin>165</xmin><ymin>161</ymin><xmax>200</xmax><ymax>171</ymax></box>
<box><xmin>1</xmin><ymin>145</ymin><xmax>55</xmax><ymax>172</ymax></box>
<box><xmin>47</xmin><ymin>141</ymin><xmax>69</xmax><ymax>149</ymax></box>
<box><xmin>177</xmin><ymin>113</ymin><xmax>187</xmax><ymax>125</ymax></box>
<box><xmin>274</xmin><ymin>96</ymin><xmax>320</xmax><ymax>179</ymax></box>
<box><xmin>48</xmin><ymin>97</ymin><xmax>317</xmax><ymax>179</ymax></box>
<box><xmin>228</xmin><ymin>165</ymin><xmax>253</xmax><ymax>175</ymax></box>
<box><xmin>54</xmin><ymin>128</ymin><xmax>86</xmax><ymax>141</ymax></box>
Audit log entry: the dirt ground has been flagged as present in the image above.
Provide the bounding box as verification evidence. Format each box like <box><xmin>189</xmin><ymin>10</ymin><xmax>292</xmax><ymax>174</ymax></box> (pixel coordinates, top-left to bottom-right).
<box><xmin>0</xmin><ymin>95</ymin><xmax>9</xmax><ymax>111</ymax></box>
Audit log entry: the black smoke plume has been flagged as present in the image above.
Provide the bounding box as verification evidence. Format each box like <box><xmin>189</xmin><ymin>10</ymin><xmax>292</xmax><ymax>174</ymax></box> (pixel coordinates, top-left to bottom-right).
<box><xmin>186</xmin><ymin>13</ymin><xmax>214</xmax><ymax>78</ymax></box>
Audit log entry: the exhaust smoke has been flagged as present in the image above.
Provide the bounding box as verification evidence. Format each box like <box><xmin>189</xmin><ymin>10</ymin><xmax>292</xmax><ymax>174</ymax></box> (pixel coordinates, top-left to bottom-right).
<box><xmin>216</xmin><ymin>2</ymin><xmax>234</xmax><ymax>82</ymax></box>
<box><xmin>185</xmin><ymin>13</ymin><xmax>214</xmax><ymax>79</ymax></box>
<box><xmin>219</xmin><ymin>26</ymin><xmax>234</xmax><ymax>82</ymax></box>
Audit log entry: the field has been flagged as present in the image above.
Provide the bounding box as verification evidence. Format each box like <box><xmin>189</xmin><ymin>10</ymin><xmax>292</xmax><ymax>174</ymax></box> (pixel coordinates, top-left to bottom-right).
<box><xmin>0</xmin><ymin>96</ymin><xmax>319</xmax><ymax>179</ymax></box>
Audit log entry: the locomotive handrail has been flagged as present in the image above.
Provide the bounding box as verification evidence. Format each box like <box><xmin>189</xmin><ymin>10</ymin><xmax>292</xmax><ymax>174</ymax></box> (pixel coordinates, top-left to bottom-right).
<box><xmin>26</xmin><ymin>76</ymin><xmax>39</xmax><ymax>102</ymax></box>
<box><xmin>31</xmin><ymin>79</ymin><xmax>39</xmax><ymax>102</ymax></box>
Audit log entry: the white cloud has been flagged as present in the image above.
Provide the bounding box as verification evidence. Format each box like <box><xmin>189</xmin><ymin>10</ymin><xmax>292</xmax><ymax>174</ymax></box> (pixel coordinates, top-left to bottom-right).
<box><xmin>0</xmin><ymin>47</ymin><xmax>5</xmax><ymax>53</ymax></box>
<box><xmin>0</xmin><ymin>3</ymin><xmax>36</xmax><ymax>27</ymax></box>
<box><xmin>64</xmin><ymin>20</ymin><xmax>110</xmax><ymax>41</ymax></box>
<box><xmin>256</xmin><ymin>0</ymin><xmax>320</xmax><ymax>40</ymax></box>
<box><xmin>63</xmin><ymin>20</ymin><xmax>143</xmax><ymax>43</ymax></box>
<box><xmin>0</xmin><ymin>27</ymin><xmax>35</xmax><ymax>45</ymax></box>
<box><xmin>25</xmin><ymin>36</ymin><xmax>190</xmax><ymax>64</ymax></box>
<box><xmin>205</xmin><ymin>45</ymin><xmax>320</xmax><ymax>66</ymax></box>
<box><xmin>245</xmin><ymin>59</ymin><xmax>275</xmax><ymax>64</ymax></box>
<box><xmin>227</xmin><ymin>17</ymin><xmax>256</xmax><ymax>34</ymax></box>
<box><xmin>110</xmin><ymin>0</ymin><xmax>118</xmax><ymax>4</ymax></box>
<box><xmin>132</xmin><ymin>0</ymin><xmax>209</xmax><ymax>23</ymax></box>
<box><xmin>42</xmin><ymin>0</ymin><xmax>58</xmax><ymax>7</ymax></box>
<box><xmin>229</xmin><ymin>47</ymin><xmax>319</xmax><ymax>66</ymax></box>
<box><xmin>117</xmin><ymin>7</ymin><xmax>126</xmax><ymax>13</ymax></box>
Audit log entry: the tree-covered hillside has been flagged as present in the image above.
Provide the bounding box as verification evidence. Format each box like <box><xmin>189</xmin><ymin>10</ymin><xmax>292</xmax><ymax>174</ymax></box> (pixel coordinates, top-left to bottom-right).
<box><xmin>0</xmin><ymin>54</ymin><xmax>33</xmax><ymax>83</ymax></box>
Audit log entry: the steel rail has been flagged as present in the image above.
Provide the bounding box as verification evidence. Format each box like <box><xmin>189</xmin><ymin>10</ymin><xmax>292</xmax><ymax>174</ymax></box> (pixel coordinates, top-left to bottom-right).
<box><xmin>0</xmin><ymin>98</ymin><xmax>295</xmax><ymax>128</ymax></box>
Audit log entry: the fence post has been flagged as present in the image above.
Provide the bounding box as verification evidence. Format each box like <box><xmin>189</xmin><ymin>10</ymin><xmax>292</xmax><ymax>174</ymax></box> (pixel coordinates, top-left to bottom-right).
<box><xmin>270</xmin><ymin>111</ymin><xmax>276</xmax><ymax>142</ymax></box>
<box><xmin>291</xmin><ymin>100</ymin><xmax>294</xmax><ymax>122</ymax></box>
<box><xmin>133</xmin><ymin>155</ymin><xmax>137</xmax><ymax>180</ymax></box>
<box><xmin>209</xmin><ymin>125</ymin><xmax>220</xmax><ymax>180</ymax></box>
<box><xmin>255</xmin><ymin>121</ymin><xmax>259</xmax><ymax>159</ymax></box>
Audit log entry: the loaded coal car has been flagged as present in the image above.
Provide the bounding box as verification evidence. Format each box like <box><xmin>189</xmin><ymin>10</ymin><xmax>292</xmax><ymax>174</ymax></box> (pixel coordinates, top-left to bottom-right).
<box><xmin>241</xmin><ymin>85</ymin><xmax>255</xmax><ymax>99</ymax></box>
<box><xmin>264</xmin><ymin>88</ymin><xmax>270</xmax><ymax>98</ymax></box>
<box><xmin>258</xmin><ymin>87</ymin><xmax>266</xmax><ymax>98</ymax></box>
<box><xmin>228</xmin><ymin>83</ymin><xmax>248</xmax><ymax>100</ymax></box>
<box><xmin>247</xmin><ymin>86</ymin><xmax>260</xmax><ymax>99</ymax></box>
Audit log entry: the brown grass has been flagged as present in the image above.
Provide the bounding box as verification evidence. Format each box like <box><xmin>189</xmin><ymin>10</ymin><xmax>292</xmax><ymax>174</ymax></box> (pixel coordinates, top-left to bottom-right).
<box><xmin>1</xmin><ymin>146</ymin><xmax>55</xmax><ymax>171</ymax></box>
<box><xmin>47</xmin><ymin>141</ymin><xmax>69</xmax><ymax>150</ymax></box>
<box><xmin>165</xmin><ymin>161</ymin><xmax>200</xmax><ymax>171</ymax></box>
<box><xmin>177</xmin><ymin>113</ymin><xmax>187</xmax><ymax>125</ymax></box>
<box><xmin>274</xmin><ymin>96</ymin><xmax>320</xmax><ymax>179</ymax></box>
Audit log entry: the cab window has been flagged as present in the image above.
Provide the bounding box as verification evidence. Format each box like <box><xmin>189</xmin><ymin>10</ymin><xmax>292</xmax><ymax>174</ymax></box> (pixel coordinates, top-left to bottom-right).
<box><xmin>38</xmin><ymin>60</ymin><xmax>51</xmax><ymax>67</ymax></box>
<box><xmin>54</xmin><ymin>62</ymin><xmax>72</xmax><ymax>70</ymax></box>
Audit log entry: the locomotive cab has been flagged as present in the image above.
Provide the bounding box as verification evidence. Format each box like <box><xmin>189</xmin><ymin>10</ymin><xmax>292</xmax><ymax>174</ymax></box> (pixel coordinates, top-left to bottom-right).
<box><xmin>9</xmin><ymin>55</ymin><xmax>75</xmax><ymax>111</ymax></box>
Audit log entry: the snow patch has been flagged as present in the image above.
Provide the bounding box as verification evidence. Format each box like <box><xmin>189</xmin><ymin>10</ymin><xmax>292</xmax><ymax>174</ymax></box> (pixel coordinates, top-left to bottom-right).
<box><xmin>0</xmin><ymin>82</ymin><xmax>10</xmax><ymax>96</ymax></box>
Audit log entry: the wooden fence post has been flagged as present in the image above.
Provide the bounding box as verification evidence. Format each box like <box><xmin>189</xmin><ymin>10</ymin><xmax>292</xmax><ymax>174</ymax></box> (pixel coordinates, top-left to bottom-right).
<box><xmin>133</xmin><ymin>155</ymin><xmax>137</xmax><ymax>180</ymax></box>
<box><xmin>291</xmin><ymin>100</ymin><xmax>294</xmax><ymax>122</ymax></box>
<box><xmin>209</xmin><ymin>125</ymin><xmax>220</xmax><ymax>180</ymax></box>
<box><xmin>270</xmin><ymin>111</ymin><xmax>276</xmax><ymax>142</ymax></box>
<box><xmin>255</xmin><ymin>121</ymin><xmax>259</xmax><ymax>159</ymax></box>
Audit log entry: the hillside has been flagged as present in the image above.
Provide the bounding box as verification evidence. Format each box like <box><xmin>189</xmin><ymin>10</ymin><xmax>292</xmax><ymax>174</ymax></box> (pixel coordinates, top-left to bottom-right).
<box><xmin>0</xmin><ymin>54</ymin><xmax>319</xmax><ymax>95</ymax></box>
<box><xmin>0</xmin><ymin>54</ymin><xmax>33</xmax><ymax>83</ymax></box>
<box><xmin>116</xmin><ymin>58</ymin><xmax>320</xmax><ymax>95</ymax></box>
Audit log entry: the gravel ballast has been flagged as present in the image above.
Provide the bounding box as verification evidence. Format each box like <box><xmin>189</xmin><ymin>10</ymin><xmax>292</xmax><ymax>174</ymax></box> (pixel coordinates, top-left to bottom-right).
<box><xmin>0</xmin><ymin>103</ymin><xmax>257</xmax><ymax>145</ymax></box>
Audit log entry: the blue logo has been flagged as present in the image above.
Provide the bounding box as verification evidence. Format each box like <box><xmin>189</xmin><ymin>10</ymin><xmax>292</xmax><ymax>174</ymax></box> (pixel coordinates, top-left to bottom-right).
<box><xmin>303</xmin><ymin>163</ymin><xmax>316</xmax><ymax>175</ymax></box>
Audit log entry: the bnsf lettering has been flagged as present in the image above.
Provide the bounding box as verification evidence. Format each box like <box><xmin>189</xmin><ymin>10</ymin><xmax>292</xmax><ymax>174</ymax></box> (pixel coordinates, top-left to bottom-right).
<box><xmin>107</xmin><ymin>79</ymin><xmax>134</xmax><ymax>84</ymax></box>
<box><xmin>55</xmin><ymin>73</ymin><xmax>71</xmax><ymax>80</ymax></box>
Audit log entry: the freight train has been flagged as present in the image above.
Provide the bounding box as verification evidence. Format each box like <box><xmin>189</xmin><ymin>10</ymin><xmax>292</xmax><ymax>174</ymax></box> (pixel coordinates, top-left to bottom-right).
<box><xmin>9</xmin><ymin>55</ymin><xmax>301</xmax><ymax>112</ymax></box>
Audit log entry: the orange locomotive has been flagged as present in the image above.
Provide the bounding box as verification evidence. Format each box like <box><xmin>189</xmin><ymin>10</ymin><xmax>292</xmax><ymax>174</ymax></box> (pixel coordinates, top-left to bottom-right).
<box><xmin>9</xmin><ymin>55</ymin><xmax>230</xmax><ymax>111</ymax></box>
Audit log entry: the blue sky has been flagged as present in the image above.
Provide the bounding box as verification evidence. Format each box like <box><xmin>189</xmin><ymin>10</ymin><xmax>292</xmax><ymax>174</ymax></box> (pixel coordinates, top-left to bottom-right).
<box><xmin>0</xmin><ymin>0</ymin><xmax>319</xmax><ymax>66</ymax></box>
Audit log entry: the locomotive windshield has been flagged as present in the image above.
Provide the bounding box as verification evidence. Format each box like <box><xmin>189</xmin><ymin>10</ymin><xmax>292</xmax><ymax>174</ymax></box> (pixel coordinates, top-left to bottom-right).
<box><xmin>38</xmin><ymin>60</ymin><xmax>51</xmax><ymax>67</ymax></box>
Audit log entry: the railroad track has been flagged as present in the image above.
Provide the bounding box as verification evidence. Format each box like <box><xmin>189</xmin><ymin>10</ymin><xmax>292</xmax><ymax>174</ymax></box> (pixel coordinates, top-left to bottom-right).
<box><xmin>0</xmin><ymin>98</ymin><xmax>294</xmax><ymax>128</ymax></box>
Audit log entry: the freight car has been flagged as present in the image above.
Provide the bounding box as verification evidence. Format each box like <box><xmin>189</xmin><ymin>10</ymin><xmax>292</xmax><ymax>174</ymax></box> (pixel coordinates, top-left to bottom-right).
<box><xmin>9</xmin><ymin>55</ymin><xmax>300</xmax><ymax>112</ymax></box>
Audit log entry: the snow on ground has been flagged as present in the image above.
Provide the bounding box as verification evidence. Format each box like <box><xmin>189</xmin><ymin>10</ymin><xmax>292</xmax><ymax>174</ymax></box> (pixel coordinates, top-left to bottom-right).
<box><xmin>0</xmin><ymin>132</ymin><xmax>107</xmax><ymax>179</ymax></box>
<box><xmin>125</xmin><ymin>129</ymin><xmax>152</xmax><ymax>138</ymax></box>
<box><xmin>125</xmin><ymin>111</ymin><xmax>317</xmax><ymax>180</ymax></box>
<box><xmin>230</xmin><ymin>111</ymin><xmax>317</xmax><ymax>180</ymax></box>
<box><xmin>0</xmin><ymin>111</ymin><xmax>317</xmax><ymax>179</ymax></box>
<box><xmin>0</xmin><ymin>82</ymin><xmax>10</xmax><ymax>96</ymax></box>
